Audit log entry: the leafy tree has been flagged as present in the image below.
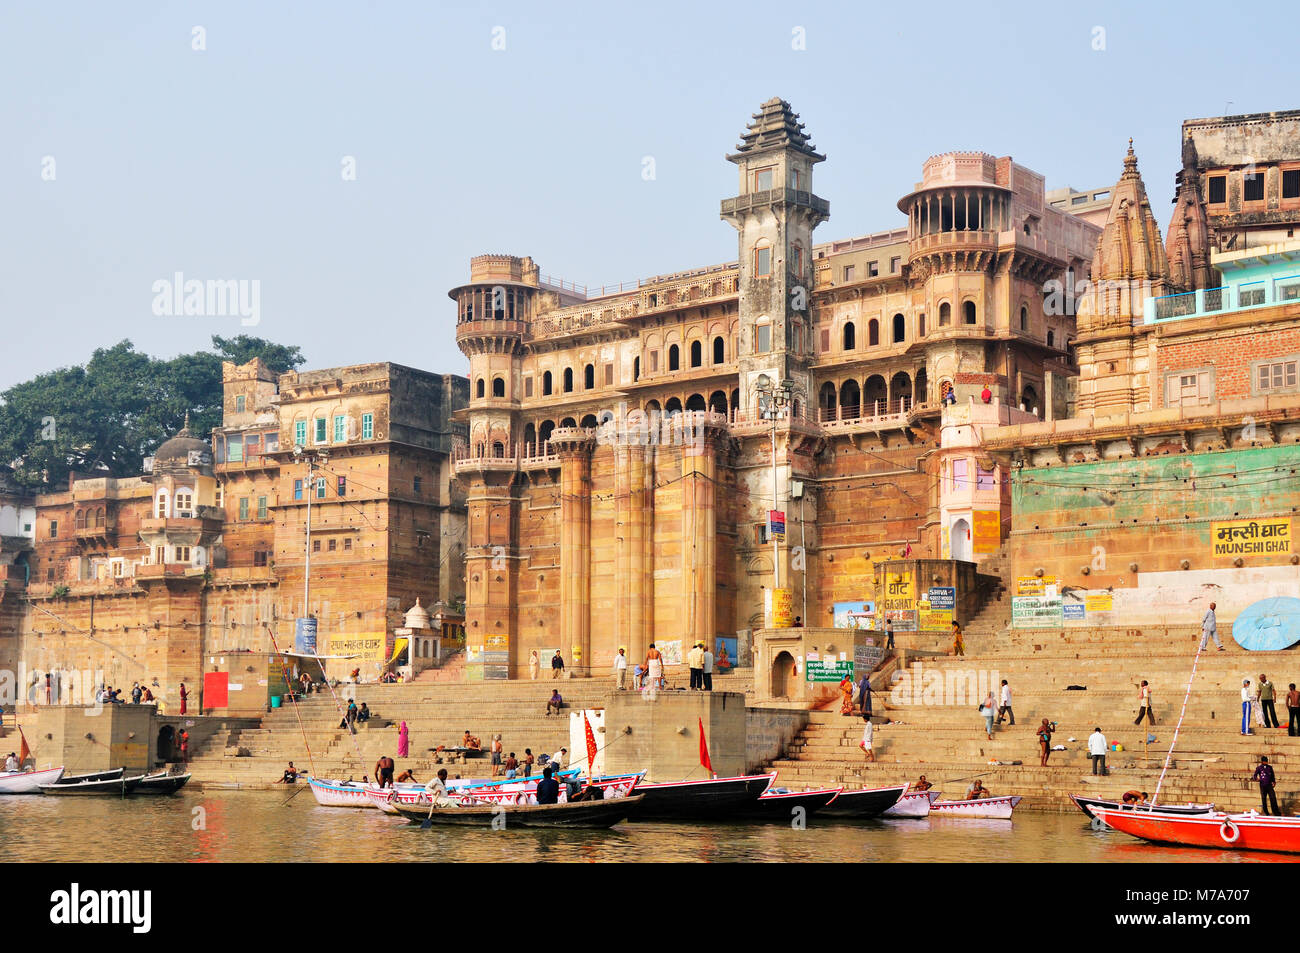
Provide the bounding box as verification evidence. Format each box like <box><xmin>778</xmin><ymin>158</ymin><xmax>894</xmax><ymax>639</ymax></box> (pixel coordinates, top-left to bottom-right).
<box><xmin>0</xmin><ymin>336</ymin><xmax>306</xmax><ymax>489</ymax></box>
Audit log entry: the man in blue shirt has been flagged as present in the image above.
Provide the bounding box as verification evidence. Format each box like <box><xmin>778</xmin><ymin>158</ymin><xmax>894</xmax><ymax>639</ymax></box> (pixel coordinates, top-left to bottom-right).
<box><xmin>1253</xmin><ymin>756</ymin><xmax>1279</xmax><ymax>815</ymax></box>
<box><xmin>535</xmin><ymin>767</ymin><xmax>560</xmax><ymax>805</ymax></box>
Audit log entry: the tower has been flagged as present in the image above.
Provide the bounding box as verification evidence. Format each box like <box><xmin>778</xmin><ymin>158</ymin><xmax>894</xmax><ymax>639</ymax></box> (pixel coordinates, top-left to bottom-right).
<box><xmin>721</xmin><ymin>98</ymin><xmax>829</xmax><ymax>415</ymax></box>
<box><xmin>1166</xmin><ymin>135</ymin><xmax>1215</xmax><ymax>292</ymax></box>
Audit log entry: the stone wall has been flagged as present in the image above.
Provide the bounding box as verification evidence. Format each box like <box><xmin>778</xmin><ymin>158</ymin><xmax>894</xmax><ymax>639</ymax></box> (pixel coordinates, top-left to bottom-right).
<box><xmin>603</xmin><ymin>690</ymin><xmax>746</xmax><ymax>782</ymax></box>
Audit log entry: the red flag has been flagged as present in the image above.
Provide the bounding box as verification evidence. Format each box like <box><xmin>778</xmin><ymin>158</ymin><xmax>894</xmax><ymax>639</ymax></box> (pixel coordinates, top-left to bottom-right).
<box><xmin>699</xmin><ymin>717</ymin><xmax>713</xmax><ymax>777</ymax></box>
<box><xmin>583</xmin><ymin>712</ymin><xmax>598</xmax><ymax>775</ymax></box>
<box><xmin>18</xmin><ymin>728</ymin><xmax>31</xmax><ymax>767</ymax></box>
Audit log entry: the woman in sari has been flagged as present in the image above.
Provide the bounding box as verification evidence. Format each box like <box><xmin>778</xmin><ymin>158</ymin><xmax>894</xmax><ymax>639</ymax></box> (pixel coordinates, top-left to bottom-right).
<box><xmin>397</xmin><ymin>720</ymin><xmax>410</xmax><ymax>758</ymax></box>
<box><xmin>839</xmin><ymin>676</ymin><xmax>854</xmax><ymax>715</ymax></box>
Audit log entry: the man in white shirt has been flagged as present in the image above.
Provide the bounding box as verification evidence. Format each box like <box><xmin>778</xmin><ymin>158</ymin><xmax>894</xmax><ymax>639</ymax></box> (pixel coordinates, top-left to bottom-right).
<box><xmin>1199</xmin><ymin>602</ymin><xmax>1223</xmax><ymax>651</ymax></box>
<box><xmin>1242</xmin><ymin>680</ymin><xmax>1255</xmax><ymax>735</ymax></box>
<box><xmin>423</xmin><ymin>768</ymin><xmax>454</xmax><ymax>807</ymax></box>
<box><xmin>3</xmin><ymin>752</ymin><xmax>18</xmax><ymax>772</ymax></box>
<box><xmin>687</xmin><ymin>642</ymin><xmax>705</xmax><ymax>691</ymax></box>
<box><xmin>996</xmin><ymin>679</ymin><xmax>1015</xmax><ymax>725</ymax></box>
<box><xmin>551</xmin><ymin>747</ymin><xmax>568</xmax><ymax>771</ymax></box>
<box><xmin>613</xmin><ymin>647</ymin><xmax>628</xmax><ymax>691</ymax></box>
<box><xmin>1088</xmin><ymin>727</ymin><xmax>1109</xmax><ymax>775</ymax></box>
<box><xmin>702</xmin><ymin>645</ymin><xmax>715</xmax><ymax>692</ymax></box>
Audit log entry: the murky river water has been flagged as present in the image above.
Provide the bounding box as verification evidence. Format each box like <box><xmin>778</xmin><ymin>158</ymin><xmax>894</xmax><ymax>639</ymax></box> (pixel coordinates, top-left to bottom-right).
<box><xmin>0</xmin><ymin>790</ymin><xmax>1292</xmax><ymax>862</ymax></box>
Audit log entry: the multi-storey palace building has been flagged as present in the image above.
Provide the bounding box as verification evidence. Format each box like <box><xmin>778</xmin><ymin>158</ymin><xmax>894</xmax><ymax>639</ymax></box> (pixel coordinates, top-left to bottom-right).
<box><xmin>452</xmin><ymin>98</ymin><xmax>1100</xmax><ymax>678</ymax></box>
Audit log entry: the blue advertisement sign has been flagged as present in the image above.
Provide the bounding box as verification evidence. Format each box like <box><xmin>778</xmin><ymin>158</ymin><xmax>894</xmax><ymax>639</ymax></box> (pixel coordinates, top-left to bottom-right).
<box><xmin>1063</xmin><ymin>603</ymin><xmax>1086</xmax><ymax>621</ymax></box>
<box><xmin>294</xmin><ymin>617</ymin><xmax>318</xmax><ymax>655</ymax></box>
<box><xmin>833</xmin><ymin>601</ymin><xmax>876</xmax><ymax>629</ymax></box>
<box><xmin>927</xmin><ymin>587</ymin><xmax>956</xmax><ymax>610</ymax></box>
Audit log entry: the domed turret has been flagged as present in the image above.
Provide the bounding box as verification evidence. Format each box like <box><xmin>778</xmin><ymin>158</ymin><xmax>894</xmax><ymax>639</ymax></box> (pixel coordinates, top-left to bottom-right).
<box><xmin>153</xmin><ymin>413</ymin><xmax>213</xmax><ymax>476</ymax></box>
<box><xmin>404</xmin><ymin>598</ymin><xmax>431</xmax><ymax>631</ymax></box>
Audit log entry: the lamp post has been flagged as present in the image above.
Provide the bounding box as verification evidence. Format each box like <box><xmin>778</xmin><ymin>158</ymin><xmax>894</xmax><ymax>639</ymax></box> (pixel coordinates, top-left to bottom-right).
<box><xmin>755</xmin><ymin>374</ymin><xmax>792</xmax><ymax>611</ymax></box>
<box><xmin>294</xmin><ymin>445</ymin><xmax>328</xmax><ymax>628</ymax></box>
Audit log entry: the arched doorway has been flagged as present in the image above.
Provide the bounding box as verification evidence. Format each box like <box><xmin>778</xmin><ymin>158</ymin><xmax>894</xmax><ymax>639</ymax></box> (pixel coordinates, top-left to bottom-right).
<box><xmin>890</xmin><ymin>372</ymin><xmax>913</xmax><ymax>412</ymax></box>
<box><xmin>839</xmin><ymin>379</ymin><xmax>861</xmax><ymax>419</ymax></box>
<box><xmin>157</xmin><ymin>725</ymin><xmax>176</xmax><ymax>764</ymax></box>
<box><xmin>685</xmin><ymin>393</ymin><xmax>706</xmax><ymax>412</ymax></box>
<box><xmin>708</xmin><ymin>390</ymin><xmax>729</xmax><ymax>415</ymax></box>
<box><xmin>951</xmin><ymin>518</ymin><xmax>972</xmax><ymax>561</ymax></box>
<box><xmin>864</xmin><ymin>375</ymin><xmax>887</xmax><ymax>416</ymax></box>
<box><xmin>819</xmin><ymin>381</ymin><xmax>837</xmax><ymax>421</ymax></box>
<box><xmin>771</xmin><ymin>651</ymin><xmax>796</xmax><ymax>699</ymax></box>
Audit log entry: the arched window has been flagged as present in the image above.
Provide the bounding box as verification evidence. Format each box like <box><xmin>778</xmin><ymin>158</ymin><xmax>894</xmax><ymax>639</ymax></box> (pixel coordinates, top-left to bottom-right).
<box><xmin>523</xmin><ymin>423</ymin><xmax>537</xmax><ymax>451</ymax></box>
<box><xmin>1047</xmin><ymin>329</ymin><xmax>1055</xmax><ymax>348</ymax></box>
<box><xmin>543</xmin><ymin>371</ymin><xmax>553</xmax><ymax>396</ymax></box>
<box><xmin>755</xmin><ymin>321</ymin><xmax>771</xmax><ymax>354</ymax></box>
<box><xmin>686</xmin><ymin>394</ymin><xmax>706</xmax><ymax>411</ymax></box>
<box><xmin>868</xmin><ymin>319</ymin><xmax>879</xmax><ymax>346</ymax></box>
<box><xmin>843</xmin><ymin>322</ymin><xmax>856</xmax><ymax>350</ymax></box>
<box><xmin>690</xmin><ymin>340</ymin><xmax>702</xmax><ymax>368</ymax></box>
<box><xmin>95</xmin><ymin>507</ymin><xmax>106</xmax><ymax>528</ymax></box>
<box><xmin>156</xmin><ymin>490</ymin><xmax>169</xmax><ymax>519</ymax></box>
<box><xmin>893</xmin><ymin>313</ymin><xmax>906</xmax><ymax>344</ymax></box>
<box><xmin>175</xmin><ymin>490</ymin><xmax>193</xmax><ymax>517</ymax></box>
<box><xmin>475</xmin><ymin>378</ymin><xmax>485</xmax><ymax>398</ymax></box>
<box><xmin>939</xmin><ymin>302</ymin><xmax>951</xmax><ymax>326</ymax></box>
<box><xmin>539</xmin><ymin>420</ymin><xmax>556</xmax><ymax>444</ymax></box>
<box><xmin>753</xmin><ymin>243</ymin><xmax>772</xmax><ymax>278</ymax></box>
<box><xmin>1020</xmin><ymin>306</ymin><xmax>1029</xmax><ymax>332</ymax></box>
<box><xmin>665</xmin><ymin>397</ymin><xmax>683</xmax><ymax>415</ymax></box>
<box><xmin>633</xmin><ymin>357</ymin><xmax>640</xmax><ymax>382</ymax></box>
<box><xmin>560</xmin><ymin>417</ymin><xmax>577</xmax><ymax>428</ymax></box>
<box><xmin>564</xmin><ymin>368</ymin><xmax>574</xmax><ymax>393</ymax></box>
<box><xmin>668</xmin><ymin>345</ymin><xmax>680</xmax><ymax>371</ymax></box>
<box><xmin>584</xmin><ymin>364</ymin><xmax>595</xmax><ymax>389</ymax></box>
<box><xmin>492</xmin><ymin>441</ymin><xmax>505</xmax><ymax>458</ymax></box>
<box><xmin>75</xmin><ymin>509</ymin><xmax>87</xmax><ymax>529</ymax></box>
<box><xmin>918</xmin><ymin>313</ymin><xmax>926</xmax><ymax>337</ymax></box>
<box><xmin>580</xmin><ymin>414</ymin><xmax>598</xmax><ymax>428</ymax></box>
<box><xmin>963</xmin><ymin>301</ymin><xmax>977</xmax><ymax>325</ymax></box>
<box><xmin>713</xmin><ymin>337</ymin><xmax>725</xmax><ymax>364</ymax></box>
<box><xmin>492</xmin><ymin>377</ymin><xmax>505</xmax><ymax>398</ymax></box>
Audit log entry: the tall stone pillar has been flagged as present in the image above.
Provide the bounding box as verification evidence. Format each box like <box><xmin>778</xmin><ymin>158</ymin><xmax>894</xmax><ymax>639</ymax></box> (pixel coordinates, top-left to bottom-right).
<box><xmin>460</xmin><ymin>466</ymin><xmax>519</xmax><ymax>680</ymax></box>
<box><xmin>681</xmin><ymin>415</ymin><xmax>728</xmax><ymax>650</ymax></box>
<box><xmin>553</xmin><ymin>429</ymin><xmax>594</xmax><ymax>676</ymax></box>
<box><xmin>616</xmin><ymin>440</ymin><xmax>652</xmax><ymax>665</ymax></box>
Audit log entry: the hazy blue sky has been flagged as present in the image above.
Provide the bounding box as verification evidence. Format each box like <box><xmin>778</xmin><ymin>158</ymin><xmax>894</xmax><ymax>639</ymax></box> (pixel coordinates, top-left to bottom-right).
<box><xmin>2</xmin><ymin>0</ymin><xmax>1294</xmax><ymax>390</ymax></box>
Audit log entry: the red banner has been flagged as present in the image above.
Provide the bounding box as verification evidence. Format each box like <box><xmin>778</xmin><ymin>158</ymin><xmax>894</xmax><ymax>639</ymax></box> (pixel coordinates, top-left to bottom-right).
<box><xmin>699</xmin><ymin>717</ymin><xmax>713</xmax><ymax>777</ymax></box>
<box><xmin>583</xmin><ymin>713</ymin><xmax>598</xmax><ymax>775</ymax></box>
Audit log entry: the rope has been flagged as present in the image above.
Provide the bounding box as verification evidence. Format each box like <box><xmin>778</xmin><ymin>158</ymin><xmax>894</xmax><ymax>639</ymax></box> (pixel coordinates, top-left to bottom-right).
<box><xmin>309</xmin><ymin>657</ymin><xmax>368</xmax><ymax>771</ymax></box>
<box><xmin>260</xmin><ymin>624</ymin><xmax>316</xmax><ymax>776</ymax></box>
<box><xmin>1152</xmin><ymin>630</ymin><xmax>1206</xmax><ymax>806</ymax></box>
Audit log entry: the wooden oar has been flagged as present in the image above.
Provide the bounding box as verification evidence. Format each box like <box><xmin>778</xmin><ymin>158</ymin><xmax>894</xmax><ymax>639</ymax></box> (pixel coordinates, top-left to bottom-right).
<box><xmin>421</xmin><ymin>789</ymin><xmax>436</xmax><ymax>828</ymax></box>
<box><xmin>281</xmin><ymin>783</ymin><xmax>310</xmax><ymax>807</ymax></box>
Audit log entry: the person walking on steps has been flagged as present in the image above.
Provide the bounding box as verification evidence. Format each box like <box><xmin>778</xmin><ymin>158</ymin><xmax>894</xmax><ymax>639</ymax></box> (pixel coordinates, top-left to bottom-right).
<box><xmin>951</xmin><ymin>621</ymin><xmax>965</xmax><ymax>657</ymax></box>
<box><xmin>551</xmin><ymin>651</ymin><xmax>565</xmax><ymax>679</ymax></box>
<box><xmin>1135</xmin><ymin>680</ymin><xmax>1155</xmax><ymax>725</ymax></box>
<box><xmin>885</xmin><ymin>617</ymin><xmax>895</xmax><ymax>651</ymax></box>
<box><xmin>997</xmin><ymin>679</ymin><xmax>1015</xmax><ymax>726</ymax></box>
<box><xmin>1241</xmin><ymin>680</ymin><xmax>1255</xmax><ymax>736</ymax></box>
<box><xmin>1088</xmin><ymin>727</ymin><xmax>1109</xmax><ymax>776</ymax></box>
<box><xmin>1259</xmin><ymin>674</ymin><xmax>1279</xmax><ymax>728</ymax></box>
<box><xmin>1200</xmin><ymin>602</ymin><xmax>1223</xmax><ymax>651</ymax></box>
<box><xmin>1254</xmin><ymin>755</ymin><xmax>1280</xmax><ymax>816</ymax></box>
<box><xmin>1037</xmin><ymin>719</ymin><xmax>1055</xmax><ymax>766</ymax></box>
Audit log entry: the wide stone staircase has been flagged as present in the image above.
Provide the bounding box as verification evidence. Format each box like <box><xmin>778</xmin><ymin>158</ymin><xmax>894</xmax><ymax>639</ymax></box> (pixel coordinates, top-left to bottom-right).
<box><xmin>764</xmin><ymin>616</ymin><xmax>1300</xmax><ymax>813</ymax></box>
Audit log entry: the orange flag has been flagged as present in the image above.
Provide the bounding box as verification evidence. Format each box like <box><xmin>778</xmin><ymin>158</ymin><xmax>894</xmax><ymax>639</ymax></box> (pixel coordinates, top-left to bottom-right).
<box><xmin>18</xmin><ymin>728</ymin><xmax>31</xmax><ymax>767</ymax></box>
<box><xmin>583</xmin><ymin>712</ymin><xmax>598</xmax><ymax>775</ymax></box>
<box><xmin>699</xmin><ymin>717</ymin><xmax>713</xmax><ymax>777</ymax></box>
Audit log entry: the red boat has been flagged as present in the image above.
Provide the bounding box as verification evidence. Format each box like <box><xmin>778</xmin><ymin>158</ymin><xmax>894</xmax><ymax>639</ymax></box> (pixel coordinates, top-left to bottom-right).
<box><xmin>1092</xmin><ymin>806</ymin><xmax>1300</xmax><ymax>854</ymax></box>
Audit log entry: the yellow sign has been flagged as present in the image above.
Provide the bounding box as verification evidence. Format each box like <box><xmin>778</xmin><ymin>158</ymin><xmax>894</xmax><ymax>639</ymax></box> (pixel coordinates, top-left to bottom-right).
<box><xmin>1212</xmin><ymin>518</ymin><xmax>1291</xmax><ymax>557</ymax></box>
<box><xmin>1016</xmin><ymin>576</ymin><xmax>1057</xmax><ymax>596</ymax></box>
<box><xmin>327</xmin><ymin>633</ymin><xmax>387</xmax><ymax>662</ymax></box>
<box><xmin>771</xmin><ymin>588</ymin><xmax>794</xmax><ymax>628</ymax></box>
<box><xmin>883</xmin><ymin>573</ymin><xmax>914</xmax><ymax>611</ymax></box>
<box><xmin>1084</xmin><ymin>593</ymin><xmax>1113</xmax><ymax>612</ymax></box>
<box><xmin>972</xmin><ymin>510</ymin><xmax>1001</xmax><ymax>554</ymax></box>
<box><xmin>918</xmin><ymin>607</ymin><xmax>954</xmax><ymax>630</ymax></box>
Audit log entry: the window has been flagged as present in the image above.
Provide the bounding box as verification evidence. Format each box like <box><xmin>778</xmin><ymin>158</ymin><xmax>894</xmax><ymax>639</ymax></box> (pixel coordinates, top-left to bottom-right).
<box><xmin>1240</xmin><ymin>285</ymin><xmax>1266</xmax><ymax>307</ymax></box>
<box><xmin>1244</xmin><ymin>173</ymin><xmax>1265</xmax><ymax>202</ymax></box>
<box><xmin>112</xmin><ymin>559</ymin><xmax>124</xmax><ymax>577</ymax></box>
<box><xmin>669</xmin><ymin>345</ymin><xmax>680</xmax><ymax>370</ymax></box>
<box><xmin>893</xmin><ymin>313</ymin><xmax>906</xmax><ymax>344</ymax></box>
<box><xmin>1208</xmin><ymin>175</ymin><xmax>1226</xmax><ymax>204</ymax></box>
<box><xmin>713</xmin><ymin>337</ymin><xmax>725</xmax><ymax>364</ymax></box>
<box><xmin>235</xmin><ymin>394</ymin><xmax>246</xmax><ymax>413</ymax></box>
<box><xmin>633</xmin><ymin>357</ymin><xmax>640</xmax><ymax>381</ymax></box>
<box><xmin>976</xmin><ymin>467</ymin><xmax>995</xmax><ymax>492</ymax></box>
<box><xmin>1020</xmin><ymin>306</ymin><xmax>1029</xmax><ymax>332</ymax></box>
<box><xmin>791</xmin><ymin>244</ymin><xmax>804</xmax><ymax>278</ymax></box>
<box><xmin>525</xmin><ymin>377</ymin><xmax>534</xmax><ymax>398</ymax></box>
<box><xmin>49</xmin><ymin>520</ymin><xmax>58</xmax><ymax>539</ymax></box>
<box><xmin>493</xmin><ymin>378</ymin><xmax>505</xmax><ymax>398</ymax></box>
<box><xmin>362</xmin><ymin>413</ymin><xmax>373</xmax><ymax>439</ymax></box>
<box><xmin>1284</xmin><ymin>170</ymin><xmax>1300</xmax><ymax>199</ymax></box>
<box><xmin>649</xmin><ymin>351</ymin><xmax>659</xmax><ymax>373</ymax></box>
<box><xmin>963</xmin><ymin>301</ymin><xmax>977</xmax><ymax>325</ymax></box>
<box><xmin>333</xmin><ymin>416</ymin><xmax>345</xmax><ymax>442</ymax></box>
<box><xmin>755</xmin><ymin>324</ymin><xmax>771</xmax><ymax>353</ymax></box>
<box><xmin>790</xmin><ymin>168</ymin><xmax>802</xmax><ymax>191</ymax></box>
<box><xmin>337</xmin><ymin>476</ymin><xmax>346</xmax><ymax>496</ymax></box>
<box><xmin>215</xmin><ymin>486</ymin><xmax>223</xmax><ymax>508</ymax></box>
<box><xmin>314</xmin><ymin>418</ymin><xmax>327</xmax><ymax>443</ymax></box>
<box><xmin>584</xmin><ymin>364</ymin><xmax>595</xmax><ymax>389</ymax></box>
<box><xmin>176</xmin><ymin>546</ymin><xmax>191</xmax><ymax>563</ymax></box>
<box><xmin>413</xmin><ymin>475</ymin><xmax>423</xmax><ymax>495</ymax></box>
<box><xmin>238</xmin><ymin>498</ymin><xmax>249</xmax><ymax>521</ymax></box>
<box><xmin>952</xmin><ymin>458</ymin><xmax>968</xmax><ymax>491</ymax></box>
<box><xmin>255</xmin><ymin>495</ymin><xmax>266</xmax><ymax>520</ymax></box>
<box><xmin>842</xmin><ymin>264</ymin><xmax>855</xmax><ymax>283</ymax></box>
<box><xmin>868</xmin><ymin>319</ymin><xmax>879</xmax><ymax>347</ymax></box>
<box><xmin>754</xmin><ymin>167</ymin><xmax>774</xmax><ymax>191</ymax></box>
<box><xmin>227</xmin><ymin>438</ymin><xmax>243</xmax><ymax>463</ymax></box>
<box><xmin>1256</xmin><ymin>360</ymin><xmax>1298</xmax><ymax>393</ymax></box>
<box><xmin>1047</xmin><ymin>329</ymin><xmax>1055</xmax><ymax>348</ymax></box>
<box><xmin>156</xmin><ymin>492</ymin><xmax>168</xmax><ymax>518</ymax></box>
<box><xmin>328</xmin><ymin>538</ymin><xmax>336</xmax><ymax>552</ymax></box>
<box><xmin>344</xmin><ymin>538</ymin><xmax>352</xmax><ymax>551</ymax></box>
<box><xmin>939</xmin><ymin>302</ymin><xmax>951</xmax><ymax>326</ymax></box>
<box><xmin>316</xmin><ymin>478</ymin><xmax>326</xmax><ymax>499</ymax></box>
<box><xmin>563</xmin><ymin>368</ymin><xmax>573</xmax><ymax>393</ymax></box>
<box><xmin>868</xmin><ymin>261</ymin><xmax>879</xmax><ymax>277</ymax></box>
<box><xmin>918</xmin><ymin>313</ymin><xmax>926</xmax><ymax>337</ymax></box>
<box><xmin>754</xmin><ymin>245</ymin><xmax>772</xmax><ymax>278</ymax></box>
<box><xmin>1164</xmin><ymin>369</ymin><xmax>1214</xmax><ymax>407</ymax></box>
<box><xmin>755</xmin><ymin>523</ymin><xmax>769</xmax><ymax>545</ymax></box>
<box><xmin>690</xmin><ymin>341</ymin><xmax>702</xmax><ymax>367</ymax></box>
<box><xmin>295</xmin><ymin>421</ymin><xmax>307</xmax><ymax>447</ymax></box>
<box><xmin>843</xmin><ymin>322</ymin><xmax>856</xmax><ymax>350</ymax></box>
<box><xmin>294</xmin><ymin>479</ymin><xmax>303</xmax><ymax>501</ymax></box>
<box><xmin>254</xmin><ymin>550</ymin><xmax>269</xmax><ymax>567</ymax></box>
<box><xmin>543</xmin><ymin>371</ymin><xmax>553</xmax><ymax>396</ymax></box>
<box><xmin>604</xmin><ymin>363</ymin><xmax>614</xmax><ymax>386</ymax></box>
<box><xmin>175</xmin><ymin>491</ymin><xmax>193</xmax><ymax>516</ymax></box>
<box><xmin>476</xmin><ymin>379</ymin><xmax>485</xmax><ymax>398</ymax></box>
<box><xmin>313</xmin><ymin>539</ymin><xmax>321</xmax><ymax>553</ymax></box>
<box><xmin>890</xmin><ymin>256</ymin><xmax>901</xmax><ymax>274</ymax></box>
<box><xmin>820</xmin><ymin>328</ymin><xmax>831</xmax><ymax>352</ymax></box>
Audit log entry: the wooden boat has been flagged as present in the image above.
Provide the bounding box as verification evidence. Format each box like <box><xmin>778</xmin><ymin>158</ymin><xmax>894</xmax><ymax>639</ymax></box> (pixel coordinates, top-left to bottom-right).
<box><xmin>313</xmin><ymin>768</ymin><xmax>584</xmax><ymax>809</ymax></box>
<box><xmin>817</xmin><ymin>784</ymin><xmax>908</xmax><ymax>819</ymax></box>
<box><xmin>930</xmin><ymin>795</ymin><xmax>1021</xmax><ymax>819</ymax></box>
<box><xmin>1092</xmin><ymin>806</ymin><xmax>1300</xmax><ymax>854</ymax></box>
<box><xmin>1070</xmin><ymin>794</ymin><xmax>1214</xmax><ymax>820</ymax></box>
<box><xmin>54</xmin><ymin>768</ymin><xmax>125</xmax><ymax>785</ymax></box>
<box><xmin>736</xmin><ymin>786</ymin><xmax>842</xmax><ymax>820</ymax></box>
<box><xmin>40</xmin><ymin>775</ymin><xmax>141</xmax><ymax>796</ymax></box>
<box><xmin>882</xmin><ymin>789</ymin><xmax>942</xmax><ymax>819</ymax></box>
<box><xmin>0</xmin><ymin>766</ymin><xmax>65</xmax><ymax>794</ymax></box>
<box><xmin>132</xmin><ymin>771</ymin><xmax>192</xmax><ymax>795</ymax></box>
<box><xmin>308</xmin><ymin>777</ymin><xmax>375</xmax><ymax>807</ymax></box>
<box><xmin>628</xmin><ymin>773</ymin><xmax>776</xmax><ymax>821</ymax></box>
<box><xmin>390</xmin><ymin>795</ymin><xmax>643</xmax><ymax>829</ymax></box>
<box><xmin>460</xmin><ymin>772</ymin><xmax>644</xmax><ymax>807</ymax></box>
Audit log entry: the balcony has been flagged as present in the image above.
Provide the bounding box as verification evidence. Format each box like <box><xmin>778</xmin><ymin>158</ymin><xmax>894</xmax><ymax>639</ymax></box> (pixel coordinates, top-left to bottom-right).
<box><xmin>1146</xmin><ymin>273</ymin><xmax>1300</xmax><ymax>324</ymax></box>
<box><xmin>909</xmin><ymin>229</ymin><xmax>998</xmax><ymax>255</ymax></box>
<box><xmin>721</xmin><ymin>188</ymin><xmax>830</xmax><ymax>219</ymax></box>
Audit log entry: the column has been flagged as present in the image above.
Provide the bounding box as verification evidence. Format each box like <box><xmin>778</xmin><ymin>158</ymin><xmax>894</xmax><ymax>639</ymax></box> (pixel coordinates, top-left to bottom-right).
<box><xmin>555</xmin><ymin>431</ymin><xmax>593</xmax><ymax>676</ymax></box>
<box><xmin>681</xmin><ymin>417</ymin><xmax>723</xmax><ymax>650</ymax></box>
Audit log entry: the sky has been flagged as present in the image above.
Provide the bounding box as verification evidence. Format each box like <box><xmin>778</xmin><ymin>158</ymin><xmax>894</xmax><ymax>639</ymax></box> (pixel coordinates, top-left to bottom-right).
<box><xmin>1</xmin><ymin>0</ymin><xmax>1295</xmax><ymax>391</ymax></box>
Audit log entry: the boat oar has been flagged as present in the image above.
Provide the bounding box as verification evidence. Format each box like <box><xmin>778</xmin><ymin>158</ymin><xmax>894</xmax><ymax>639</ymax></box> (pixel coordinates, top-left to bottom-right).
<box><xmin>281</xmin><ymin>783</ymin><xmax>310</xmax><ymax>807</ymax></box>
<box><xmin>421</xmin><ymin>790</ymin><xmax>436</xmax><ymax>829</ymax></box>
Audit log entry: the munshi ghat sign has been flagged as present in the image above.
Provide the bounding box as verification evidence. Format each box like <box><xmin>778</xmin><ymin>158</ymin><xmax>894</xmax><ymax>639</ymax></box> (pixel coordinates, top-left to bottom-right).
<box><xmin>1211</xmin><ymin>518</ymin><xmax>1291</xmax><ymax>557</ymax></box>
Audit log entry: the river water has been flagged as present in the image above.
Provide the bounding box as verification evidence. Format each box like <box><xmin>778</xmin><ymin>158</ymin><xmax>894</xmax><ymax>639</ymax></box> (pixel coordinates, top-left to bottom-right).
<box><xmin>0</xmin><ymin>790</ymin><xmax>1294</xmax><ymax>862</ymax></box>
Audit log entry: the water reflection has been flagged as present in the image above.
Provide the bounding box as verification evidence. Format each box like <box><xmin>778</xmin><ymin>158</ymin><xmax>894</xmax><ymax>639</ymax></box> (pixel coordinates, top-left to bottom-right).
<box><xmin>0</xmin><ymin>792</ymin><xmax>1294</xmax><ymax>863</ymax></box>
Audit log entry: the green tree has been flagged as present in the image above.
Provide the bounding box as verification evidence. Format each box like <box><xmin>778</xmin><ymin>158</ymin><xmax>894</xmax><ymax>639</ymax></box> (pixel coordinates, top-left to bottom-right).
<box><xmin>210</xmin><ymin>335</ymin><xmax>304</xmax><ymax>376</ymax></box>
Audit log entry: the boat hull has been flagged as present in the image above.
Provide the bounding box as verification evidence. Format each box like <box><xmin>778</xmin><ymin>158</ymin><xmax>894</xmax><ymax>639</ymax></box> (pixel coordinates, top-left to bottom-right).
<box><xmin>737</xmin><ymin>787</ymin><xmax>842</xmax><ymax>820</ymax></box>
<box><xmin>40</xmin><ymin>776</ymin><xmax>141</xmax><ymax>796</ymax></box>
<box><xmin>930</xmin><ymin>795</ymin><xmax>1021</xmax><ymax>819</ymax></box>
<box><xmin>1070</xmin><ymin>794</ymin><xmax>1214</xmax><ymax>820</ymax></box>
<box><xmin>1093</xmin><ymin>807</ymin><xmax>1300</xmax><ymax>854</ymax></box>
<box><xmin>818</xmin><ymin>784</ymin><xmax>908</xmax><ymax>819</ymax></box>
<box><xmin>391</xmin><ymin>795</ymin><xmax>641</xmax><ymax>829</ymax></box>
<box><xmin>0</xmin><ymin>766</ymin><xmax>65</xmax><ymax>794</ymax></box>
<box><xmin>881</xmin><ymin>790</ymin><xmax>940</xmax><ymax>818</ymax></box>
<box><xmin>133</xmin><ymin>771</ymin><xmax>192</xmax><ymax>795</ymax></box>
<box><xmin>56</xmin><ymin>768</ymin><xmax>125</xmax><ymax>785</ymax></box>
<box><xmin>629</xmin><ymin>773</ymin><xmax>775</xmax><ymax>821</ymax></box>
